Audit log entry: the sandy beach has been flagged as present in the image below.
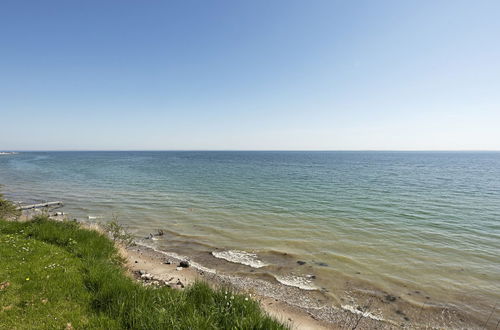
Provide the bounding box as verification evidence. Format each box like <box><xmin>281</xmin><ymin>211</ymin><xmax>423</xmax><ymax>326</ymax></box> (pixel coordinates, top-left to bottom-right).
<box><xmin>123</xmin><ymin>241</ymin><xmax>483</xmax><ymax>329</ymax></box>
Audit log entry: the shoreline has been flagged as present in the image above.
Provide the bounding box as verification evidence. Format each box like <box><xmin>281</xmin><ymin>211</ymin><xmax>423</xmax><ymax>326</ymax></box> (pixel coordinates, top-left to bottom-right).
<box><xmin>126</xmin><ymin>244</ymin><xmax>358</xmax><ymax>329</ymax></box>
<box><xmin>124</xmin><ymin>242</ymin><xmax>486</xmax><ymax>329</ymax></box>
<box><xmin>13</xmin><ymin>205</ymin><xmax>493</xmax><ymax>329</ymax></box>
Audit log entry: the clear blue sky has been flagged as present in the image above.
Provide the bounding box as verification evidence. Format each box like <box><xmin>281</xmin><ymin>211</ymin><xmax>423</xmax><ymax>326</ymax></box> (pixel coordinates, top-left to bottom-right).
<box><xmin>1</xmin><ymin>0</ymin><xmax>499</xmax><ymax>150</ymax></box>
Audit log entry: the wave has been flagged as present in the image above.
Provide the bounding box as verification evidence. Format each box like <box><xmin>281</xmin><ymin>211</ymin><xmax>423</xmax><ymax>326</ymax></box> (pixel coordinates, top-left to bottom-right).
<box><xmin>211</xmin><ymin>250</ymin><xmax>268</xmax><ymax>268</ymax></box>
<box><xmin>135</xmin><ymin>241</ymin><xmax>216</xmax><ymax>274</ymax></box>
<box><xmin>340</xmin><ymin>305</ymin><xmax>384</xmax><ymax>321</ymax></box>
<box><xmin>274</xmin><ymin>275</ymin><xmax>317</xmax><ymax>291</ymax></box>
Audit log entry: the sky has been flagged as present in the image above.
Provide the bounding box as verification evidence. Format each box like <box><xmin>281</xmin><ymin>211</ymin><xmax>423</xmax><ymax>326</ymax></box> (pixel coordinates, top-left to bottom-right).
<box><xmin>1</xmin><ymin>0</ymin><xmax>499</xmax><ymax>151</ymax></box>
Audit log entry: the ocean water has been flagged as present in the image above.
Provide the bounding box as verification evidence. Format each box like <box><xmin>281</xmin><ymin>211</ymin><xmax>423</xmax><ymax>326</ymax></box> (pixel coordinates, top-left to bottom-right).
<box><xmin>1</xmin><ymin>151</ymin><xmax>499</xmax><ymax>324</ymax></box>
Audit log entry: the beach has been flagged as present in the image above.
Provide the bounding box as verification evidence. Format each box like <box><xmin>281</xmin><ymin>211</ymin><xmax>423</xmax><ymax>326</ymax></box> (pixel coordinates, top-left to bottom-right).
<box><xmin>123</xmin><ymin>241</ymin><xmax>486</xmax><ymax>329</ymax></box>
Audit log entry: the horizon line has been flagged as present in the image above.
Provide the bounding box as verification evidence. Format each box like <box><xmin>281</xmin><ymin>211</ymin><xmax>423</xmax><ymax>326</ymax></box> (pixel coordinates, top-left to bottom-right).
<box><xmin>2</xmin><ymin>149</ymin><xmax>500</xmax><ymax>152</ymax></box>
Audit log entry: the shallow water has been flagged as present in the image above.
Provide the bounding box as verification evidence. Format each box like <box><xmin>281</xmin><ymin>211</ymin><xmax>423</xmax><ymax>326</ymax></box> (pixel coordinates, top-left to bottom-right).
<box><xmin>1</xmin><ymin>151</ymin><xmax>499</xmax><ymax>324</ymax></box>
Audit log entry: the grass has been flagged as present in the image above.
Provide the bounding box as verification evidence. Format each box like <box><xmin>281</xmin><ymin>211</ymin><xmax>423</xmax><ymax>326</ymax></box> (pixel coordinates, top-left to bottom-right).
<box><xmin>0</xmin><ymin>193</ymin><xmax>20</xmax><ymax>220</ymax></box>
<box><xmin>0</xmin><ymin>212</ymin><xmax>287</xmax><ymax>329</ymax></box>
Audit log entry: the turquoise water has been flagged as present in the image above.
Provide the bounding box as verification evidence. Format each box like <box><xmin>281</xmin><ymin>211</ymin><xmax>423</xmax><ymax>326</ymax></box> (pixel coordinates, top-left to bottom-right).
<box><xmin>1</xmin><ymin>151</ymin><xmax>499</xmax><ymax>322</ymax></box>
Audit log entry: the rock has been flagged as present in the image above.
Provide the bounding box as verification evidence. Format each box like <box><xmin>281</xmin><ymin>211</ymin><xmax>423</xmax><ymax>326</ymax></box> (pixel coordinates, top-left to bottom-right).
<box><xmin>176</xmin><ymin>266</ymin><xmax>183</xmax><ymax>271</ymax></box>
<box><xmin>306</xmin><ymin>274</ymin><xmax>316</xmax><ymax>279</ymax></box>
<box><xmin>164</xmin><ymin>259</ymin><xmax>172</xmax><ymax>265</ymax></box>
<box><xmin>139</xmin><ymin>270</ymin><xmax>146</xmax><ymax>275</ymax></box>
<box><xmin>317</xmin><ymin>262</ymin><xmax>328</xmax><ymax>267</ymax></box>
<box><xmin>297</xmin><ymin>260</ymin><xmax>306</xmax><ymax>265</ymax></box>
<box><xmin>141</xmin><ymin>273</ymin><xmax>153</xmax><ymax>280</ymax></box>
<box><xmin>385</xmin><ymin>294</ymin><xmax>397</xmax><ymax>302</ymax></box>
<box><xmin>176</xmin><ymin>280</ymin><xmax>184</xmax><ymax>288</ymax></box>
<box><xmin>179</xmin><ymin>260</ymin><xmax>190</xmax><ymax>268</ymax></box>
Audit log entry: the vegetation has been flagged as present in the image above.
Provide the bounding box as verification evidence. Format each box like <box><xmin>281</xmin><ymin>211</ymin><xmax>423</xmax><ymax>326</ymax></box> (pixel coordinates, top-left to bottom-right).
<box><xmin>0</xmin><ymin>213</ymin><xmax>286</xmax><ymax>329</ymax></box>
<box><xmin>101</xmin><ymin>215</ymin><xmax>135</xmax><ymax>247</ymax></box>
<box><xmin>0</xmin><ymin>194</ymin><xmax>20</xmax><ymax>220</ymax></box>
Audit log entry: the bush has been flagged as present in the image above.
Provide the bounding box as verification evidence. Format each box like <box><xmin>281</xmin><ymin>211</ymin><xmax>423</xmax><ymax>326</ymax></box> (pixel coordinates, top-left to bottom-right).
<box><xmin>101</xmin><ymin>215</ymin><xmax>135</xmax><ymax>247</ymax></box>
<box><xmin>0</xmin><ymin>194</ymin><xmax>21</xmax><ymax>219</ymax></box>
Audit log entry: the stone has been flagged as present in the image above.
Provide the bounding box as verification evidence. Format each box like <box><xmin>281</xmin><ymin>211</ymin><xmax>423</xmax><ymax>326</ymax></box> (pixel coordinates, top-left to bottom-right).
<box><xmin>297</xmin><ymin>260</ymin><xmax>306</xmax><ymax>265</ymax></box>
<box><xmin>141</xmin><ymin>273</ymin><xmax>153</xmax><ymax>280</ymax></box>
<box><xmin>179</xmin><ymin>260</ymin><xmax>190</xmax><ymax>268</ymax></box>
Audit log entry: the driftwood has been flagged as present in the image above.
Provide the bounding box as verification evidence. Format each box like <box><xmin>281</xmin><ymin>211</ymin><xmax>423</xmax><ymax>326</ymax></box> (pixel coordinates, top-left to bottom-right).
<box><xmin>18</xmin><ymin>201</ymin><xmax>63</xmax><ymax>210</ymax></box>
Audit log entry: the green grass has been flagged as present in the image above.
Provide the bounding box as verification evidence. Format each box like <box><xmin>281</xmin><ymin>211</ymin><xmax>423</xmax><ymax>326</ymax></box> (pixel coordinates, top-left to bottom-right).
<box><xmin>0</xmin><ymin>216</ymin><xmax>287</xmax><ymax>329</ymax></box>
<box><xmin>0</xmin><ymin>193</ymin><xmax>20</xmax><ymax>220</ymax></box>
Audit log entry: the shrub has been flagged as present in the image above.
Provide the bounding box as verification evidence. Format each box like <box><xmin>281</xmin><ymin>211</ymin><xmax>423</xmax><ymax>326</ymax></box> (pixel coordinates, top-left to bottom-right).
<box><xmin>101</xmin><ymin>215</ymin><xmax>135</xmax><ymax>247</ymax></box>
<box><xmin>0</xmin><ymin>193</ymin><xmax>21</xmax><ymax>219</ymax></box>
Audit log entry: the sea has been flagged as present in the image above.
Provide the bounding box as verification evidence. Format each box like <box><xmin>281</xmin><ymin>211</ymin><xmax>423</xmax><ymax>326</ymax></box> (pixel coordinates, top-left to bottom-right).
<box><xmin>1</xmin><ymin>151</ymin><xmax>499</xmax><ymax>325</ymax></box>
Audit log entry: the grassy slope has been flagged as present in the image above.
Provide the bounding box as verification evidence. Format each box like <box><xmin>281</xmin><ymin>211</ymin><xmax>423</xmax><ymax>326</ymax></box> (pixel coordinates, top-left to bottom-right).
<box><xmin>0</xmin><ymin>217</ymin><xmax>287</xmax><ymax>330</ymax></box>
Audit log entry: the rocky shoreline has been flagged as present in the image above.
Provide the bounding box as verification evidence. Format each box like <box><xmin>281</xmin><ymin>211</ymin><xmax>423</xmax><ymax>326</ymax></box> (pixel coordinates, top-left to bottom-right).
<box><xmin>123</xmin><ymin>230</ymin><xmax>488</xmax><ymax>330</ymax></box>
<box><xmin>122</xmin><ymin>243</ymin><xmax>482</xmax><ymax>330</ymax></box>
<box><xmin>126</xmin><ymin>244</ymin><xmax>345</xmax><ymax>329</ymax></box>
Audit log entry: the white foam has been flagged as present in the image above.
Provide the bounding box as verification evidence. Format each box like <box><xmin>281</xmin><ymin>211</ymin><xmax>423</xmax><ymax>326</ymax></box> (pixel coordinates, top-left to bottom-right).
<box><xmin>211</xmin><ymin>250</ymin><xmax>268</xmax><ymax>268</ymax></box>
<box><xmin>135</xmin><ymin>241</ymin><xmax>216</xmax><ymax>274</ymax></box>
<box><xmin>274</xmin><ymin>275</ymin><xmax>317</xmax><ymax>291</ymax></box>
<box><xmin>341</xmin><ymin>305</ymin><xmax>384</xmax><ymax>321</ymax></box>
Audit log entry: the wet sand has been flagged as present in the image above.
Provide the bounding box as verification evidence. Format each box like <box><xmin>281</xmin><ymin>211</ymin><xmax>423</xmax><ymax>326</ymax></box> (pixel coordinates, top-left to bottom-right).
<box><xmin>123</xmin><ymin>244</ymin><xmax>485</xmax><ymax>329</ymax></box>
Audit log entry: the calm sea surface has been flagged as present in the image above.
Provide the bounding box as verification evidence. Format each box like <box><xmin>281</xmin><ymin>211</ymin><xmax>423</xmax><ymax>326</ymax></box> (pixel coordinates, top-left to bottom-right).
<box><xmin>1</xmin><ymin>151</ymin><xmax>499</xmax><ymax>320</ymax></box>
